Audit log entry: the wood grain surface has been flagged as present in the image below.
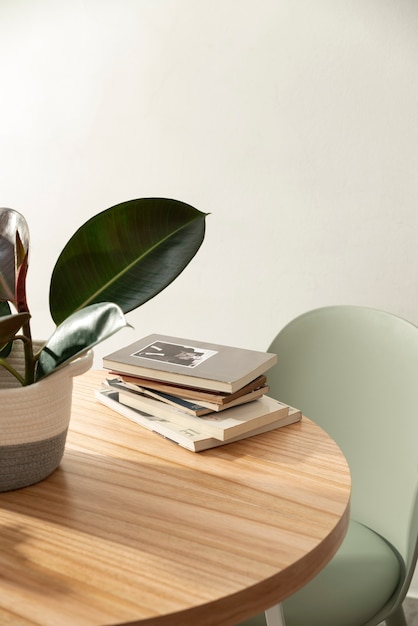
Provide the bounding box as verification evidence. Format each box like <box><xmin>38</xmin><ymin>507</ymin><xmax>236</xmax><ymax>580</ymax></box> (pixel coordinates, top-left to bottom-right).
<box><xmin>0</xmin><ymin>370</ymin><xmax>351</xmax><ymax>626</ymax></box>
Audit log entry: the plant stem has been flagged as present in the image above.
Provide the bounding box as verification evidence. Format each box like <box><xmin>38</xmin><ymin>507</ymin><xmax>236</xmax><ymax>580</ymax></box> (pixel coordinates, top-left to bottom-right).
<box><xmin>0</xmin><ymin>357</ymin><xmax>26</xmax><ymax>385</ymax></box>
<box><xmin>21</xmin><ymin>319</ymin><xmax>37</xmax><ymax>385</ymax></box>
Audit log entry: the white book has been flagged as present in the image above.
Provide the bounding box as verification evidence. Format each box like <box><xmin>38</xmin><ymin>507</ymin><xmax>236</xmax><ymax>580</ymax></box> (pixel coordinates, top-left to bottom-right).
<box><xmin>95</xmin><ymin>388</ymin><xmax>302</xmax><ymax>452</ymax></box>
<box><xmin>118</xmin><ymin>388</ymin><xmax>290</xmax><ymax>441</ymax></box>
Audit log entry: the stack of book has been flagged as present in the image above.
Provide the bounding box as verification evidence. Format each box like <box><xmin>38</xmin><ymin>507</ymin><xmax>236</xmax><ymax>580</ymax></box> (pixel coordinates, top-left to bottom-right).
<box><xmin>97</xmin><ymin>333</ymin><xmax>301</xmax><ymax>452</ymax></box>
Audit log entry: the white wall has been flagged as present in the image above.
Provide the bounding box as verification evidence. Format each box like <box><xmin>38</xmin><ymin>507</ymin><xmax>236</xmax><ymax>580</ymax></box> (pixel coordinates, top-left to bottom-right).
<box><xmin>1</xmin><ymin>0</ymin><xmax>418</xmax><ymax>592</ymax></box>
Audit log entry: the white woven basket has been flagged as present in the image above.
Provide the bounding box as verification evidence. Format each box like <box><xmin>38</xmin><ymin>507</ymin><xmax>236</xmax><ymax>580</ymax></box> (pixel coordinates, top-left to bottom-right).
<box><xmin>0</xmin><ymin>343</ymin><xmax>92</xmax><ymax>491</ymax></box>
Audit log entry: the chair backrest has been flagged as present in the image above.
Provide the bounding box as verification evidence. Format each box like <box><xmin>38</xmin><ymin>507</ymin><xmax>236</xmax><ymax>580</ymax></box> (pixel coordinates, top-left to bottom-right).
<box><xmin>267</xmin><ymin>305</ymin><xmax>418</xmax><ymax>581</ymax></box>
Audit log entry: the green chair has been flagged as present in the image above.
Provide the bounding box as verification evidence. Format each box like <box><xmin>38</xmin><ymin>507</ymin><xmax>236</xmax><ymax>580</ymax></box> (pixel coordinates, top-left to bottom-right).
<box><xmin>238</xmin><ymin>305</ymin><xmax>418</xmax><ymax>626</ymax></box>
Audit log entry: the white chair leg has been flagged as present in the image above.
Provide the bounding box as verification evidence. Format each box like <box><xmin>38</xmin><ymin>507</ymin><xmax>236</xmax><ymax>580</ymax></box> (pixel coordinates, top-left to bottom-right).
<box><xmin>265</xmin><ymin>603</ymin><xmax>285</xmax><ymax>626</ymax></box>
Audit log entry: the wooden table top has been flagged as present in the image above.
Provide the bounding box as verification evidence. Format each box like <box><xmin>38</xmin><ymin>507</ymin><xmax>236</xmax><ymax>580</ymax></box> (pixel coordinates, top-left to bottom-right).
<box><xmin>0</xmin><ymin>370</ymin><xmax>351</xmax><ymax>626</ymax></box>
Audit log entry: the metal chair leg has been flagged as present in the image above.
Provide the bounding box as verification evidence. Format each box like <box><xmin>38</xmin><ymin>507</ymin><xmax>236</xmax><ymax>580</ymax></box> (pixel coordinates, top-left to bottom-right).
<box><xmin>265</xmin><ymin>604</ymin><xmax>285</xmax><ymax>626</ymax></box>
<box><xmin>385</xmin><ymin>604</ymin><xmax>407</xmax><ymax>626</ymax></box>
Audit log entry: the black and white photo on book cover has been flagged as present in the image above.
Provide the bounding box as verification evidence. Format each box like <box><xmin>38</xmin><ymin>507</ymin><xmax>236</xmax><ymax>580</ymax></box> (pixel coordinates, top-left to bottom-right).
<box><xmin>133</xmin><ymin>340</ymin><xmax>217</xmax><ymax>368</ymax></box>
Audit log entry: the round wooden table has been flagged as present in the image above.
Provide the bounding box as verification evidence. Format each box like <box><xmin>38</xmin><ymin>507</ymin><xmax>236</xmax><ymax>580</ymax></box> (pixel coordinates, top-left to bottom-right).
<box><xmin>0</xmin><ymin>370</ymin><xmax>351</xmax><ymax>626</ymax></box>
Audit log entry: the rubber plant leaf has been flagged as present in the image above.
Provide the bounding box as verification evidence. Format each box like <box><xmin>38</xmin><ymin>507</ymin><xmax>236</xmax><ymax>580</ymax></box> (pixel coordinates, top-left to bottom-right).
<box><xmin>15</xmin><ymin>248</ymin><xmax>29</xmax><ymax>313</ymax></box>
<box><xmin>0</xmin><ymin>312</ymin><xmax>31</xmax><ymax>345</ymax></box>
<box><xmin>0</xmin><ymin>307</ymin><xmax>29</xmax><ymax>360</ymax></box>
<box><xmin>0</xmin><ymin>208</ymin><xmax>30</xmax><ymax>304</ymax></box>
<box><xmin>36</xmin><ymin>302</ymin><xmax>130</xmax><ymax>380</ymax></box>
<box><xmin>49</xmin><ymin>198</ymin><xmax>207</xmax><ymax>326</ymax></box>
<box><xmin>0</xmin><ymin>302</ymin><xmax>15</xmax><ymax>358</ymax></box>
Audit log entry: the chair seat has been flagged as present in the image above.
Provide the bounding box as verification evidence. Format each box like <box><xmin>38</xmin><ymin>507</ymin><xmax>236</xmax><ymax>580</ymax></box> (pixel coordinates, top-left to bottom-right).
<box><xmin>283</xmin><ymin>519</ymin><xmax>403</xmax><ymax>625</ymax></box>
<box><xmin>238</xmin><ymin>520</ymin><xmax>402</xmax><ymax>626</ymax></box>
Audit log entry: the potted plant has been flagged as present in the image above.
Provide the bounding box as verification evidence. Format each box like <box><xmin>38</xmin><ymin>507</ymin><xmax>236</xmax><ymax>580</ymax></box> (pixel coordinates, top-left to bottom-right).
<box><xmin>0</xmin><ymin>197</ymin><xmax>206</xmax><ymax>491</ymax></box>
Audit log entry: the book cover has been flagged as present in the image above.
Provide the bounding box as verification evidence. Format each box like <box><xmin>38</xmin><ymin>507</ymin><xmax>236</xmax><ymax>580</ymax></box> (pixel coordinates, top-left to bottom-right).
<box><xmin>95</xmin><ymin>388</ymin><xmax>302</xmax><ymax>452</ymax></box>
<box><xmin>118</xmin><ymin>388</ymin><xmax>289</xmax><ymax>441</ymax></box>
<box><xmin>103</xmin><ymin>334</ymin><xmax>277</xmax><ymax>393</ymax></box>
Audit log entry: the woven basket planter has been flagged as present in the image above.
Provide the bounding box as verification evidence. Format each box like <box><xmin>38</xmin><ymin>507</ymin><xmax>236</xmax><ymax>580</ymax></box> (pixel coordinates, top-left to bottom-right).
<box><xmin>0</xmin><ymin>343</ymin><xmax>93</xmax><ymax>492</ymax></box>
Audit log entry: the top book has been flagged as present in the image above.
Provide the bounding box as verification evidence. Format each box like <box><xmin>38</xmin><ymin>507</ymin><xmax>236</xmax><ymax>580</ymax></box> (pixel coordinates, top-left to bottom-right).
<box><xmin>103</xmin><ymin>333</ymin><xmax>278</xmax><ymax>393</ymax></box>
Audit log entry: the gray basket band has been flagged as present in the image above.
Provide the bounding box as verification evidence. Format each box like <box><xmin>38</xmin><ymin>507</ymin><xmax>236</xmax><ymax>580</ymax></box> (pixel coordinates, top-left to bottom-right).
<box><xmin>0</xmin><ymin>429</ymin><xmax>68</xmax><ymax>492</ymax></box>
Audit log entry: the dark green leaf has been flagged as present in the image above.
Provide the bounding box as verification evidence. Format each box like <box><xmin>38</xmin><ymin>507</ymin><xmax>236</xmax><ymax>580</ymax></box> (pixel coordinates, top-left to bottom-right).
<box><xmin>0</xmin><ymin>304</ymin><xmax>29</xmax><ymax>359</ymax></box>
<box><xmin>0</xmin><ymin>312</ymin><xmax>31</xmax><ymax>344</ymax></box>
<box><xmin>0</xmin><ymin>301</ymin><xmax>12</xmax><ymax>357</ymax></box>
<box><xmin>0</xmin><ymin>302</ymin><xmax>11</xmax><ymax>316</ymax></box>
<box><xmin>49</xmin><ymin>198</ymin><xmax>207</xmax><ymax>325</ymax></box>
<box><xmin>36</xmin><ymin>302</ymin><xmax>130</xmax><ymax>380</ymax></box>
<box><xmin>0</xmin><ymin>208</ymin><xmax>30</xmax><ymax>303</ymax></box>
